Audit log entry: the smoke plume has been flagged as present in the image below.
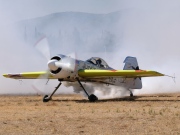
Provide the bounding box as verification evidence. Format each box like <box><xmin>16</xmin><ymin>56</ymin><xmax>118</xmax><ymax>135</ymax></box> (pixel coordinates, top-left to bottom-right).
<box><xmin>0</xmin><ymin>1</ymin><xmax>179</xmax><ymax>98</ymax></box>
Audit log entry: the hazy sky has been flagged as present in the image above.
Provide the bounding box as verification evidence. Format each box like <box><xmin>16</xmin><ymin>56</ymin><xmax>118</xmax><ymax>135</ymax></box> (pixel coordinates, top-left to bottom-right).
<box><xmin>0</xmin><ymin>0</ymin><xmax>121</xmax><ymax>23</ymax></box>
<box><xmin>0</xmin><ymin>0</ymin><xmax>180</xmax><ymax>94</ymax></box>
<box><xmin>1</xmin><ymin>0</ymin><xmax>180</xmax><ymax>23</ymax></box>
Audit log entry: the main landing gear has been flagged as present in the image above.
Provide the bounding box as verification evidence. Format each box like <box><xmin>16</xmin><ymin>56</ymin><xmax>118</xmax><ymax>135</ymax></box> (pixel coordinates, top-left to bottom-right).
<box><xmin>43</xmin><ymin>81</ymin><xmax>62</xmax><ymax>102</ymax></box>
<box><xmin>129</xmin><ymin>90</ymin><xmax>134</xmax><ymax>97</ymax></box>
<box><xmin>76</xmin><ymin>78</ymin><xmax>98</xmax><ymax>102</ymax></box>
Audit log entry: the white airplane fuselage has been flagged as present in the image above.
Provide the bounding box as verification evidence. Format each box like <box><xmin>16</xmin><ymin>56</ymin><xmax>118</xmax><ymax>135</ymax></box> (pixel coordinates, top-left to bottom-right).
<box><xmin>48</xmin><ymin>54</ymin><xmax>140</xmax><ymax>90</ymax></box>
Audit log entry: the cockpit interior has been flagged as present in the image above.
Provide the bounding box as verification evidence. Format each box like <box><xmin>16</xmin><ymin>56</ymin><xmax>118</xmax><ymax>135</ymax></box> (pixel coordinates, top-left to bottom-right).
<box><xmin>86</xmin><ymin>57</ymin><xmax>109</xmax><ymax>69</ymax></box>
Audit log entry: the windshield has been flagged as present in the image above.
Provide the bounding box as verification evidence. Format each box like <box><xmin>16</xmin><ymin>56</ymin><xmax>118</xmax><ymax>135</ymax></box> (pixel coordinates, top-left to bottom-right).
<box><xmin>86</xmin><ymin>57</ymin><xmax>109</xmax><ymax>69</ymax></box>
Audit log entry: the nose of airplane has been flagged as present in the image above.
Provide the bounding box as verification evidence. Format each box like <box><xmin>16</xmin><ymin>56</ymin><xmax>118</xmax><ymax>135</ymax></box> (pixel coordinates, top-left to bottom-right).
<box><xmin>47</xmin><ymin>60</ymin><xmax>59</xmax><ymax>71</ymax></box>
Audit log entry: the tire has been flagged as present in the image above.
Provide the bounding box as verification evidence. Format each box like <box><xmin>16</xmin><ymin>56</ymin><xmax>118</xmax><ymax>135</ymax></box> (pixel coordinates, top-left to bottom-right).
<box><xmin>43</xmin><ymin>95</ymin><xmax>50</xmax><ymax>102</ymax></box>
<box><xmin>88</xmin><ymin>94</ymin><xmax>98</xmax><ymax>102</ymax></box>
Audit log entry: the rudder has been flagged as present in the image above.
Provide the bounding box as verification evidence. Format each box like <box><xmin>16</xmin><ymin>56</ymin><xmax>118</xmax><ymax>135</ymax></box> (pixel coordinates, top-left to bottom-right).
<box><xmin>123</xmin><ymin>56</ymin><xmax>139</xmax><ymax>70</ymax></box>
<box><xmin>123</xmin><ymin>56</ymin><xmax>142</xmax><ymax>89</ymax></box>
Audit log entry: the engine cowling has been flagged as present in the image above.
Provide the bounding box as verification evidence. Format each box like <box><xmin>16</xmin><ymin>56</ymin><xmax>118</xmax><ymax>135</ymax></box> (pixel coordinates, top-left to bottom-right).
<box><xmin>47</xmin><ymin>55</ymin><xmax>76</xmax><ymax>79</ymax></box>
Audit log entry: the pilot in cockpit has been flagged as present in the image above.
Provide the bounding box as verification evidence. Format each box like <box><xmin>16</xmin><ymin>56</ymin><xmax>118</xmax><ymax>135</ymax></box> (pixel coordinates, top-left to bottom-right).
<box><xmin>96</xmin><ymin>59</ymin><xmax>104</xmax><ymax>68</ymax></box>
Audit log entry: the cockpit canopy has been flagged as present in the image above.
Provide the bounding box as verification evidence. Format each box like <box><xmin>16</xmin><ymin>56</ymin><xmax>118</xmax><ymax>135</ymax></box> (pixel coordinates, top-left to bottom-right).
<box><xmin>86</xmin><ymin>57</ymin><xmax>109</xmax><ymax>69</ymax></box>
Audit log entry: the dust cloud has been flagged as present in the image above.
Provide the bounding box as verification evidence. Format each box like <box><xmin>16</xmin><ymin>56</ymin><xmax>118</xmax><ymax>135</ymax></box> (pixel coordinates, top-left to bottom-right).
<box><xmin>116</xmin><ymin>1</ymin><xmax>180</xmax><ymax>95</ymax></box>
<box><xmin>0</xmin><ymin>1</ymin><xmax>179</xmax><ymax>98</ymax></box>
<box><xmin>71</xmin><ymin>1</ymin><xmax>180</xmax><ymax>97</ymax></box>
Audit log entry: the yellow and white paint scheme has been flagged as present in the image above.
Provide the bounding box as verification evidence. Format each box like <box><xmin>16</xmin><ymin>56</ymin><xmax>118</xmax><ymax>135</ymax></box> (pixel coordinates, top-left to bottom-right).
<box><xmin>3</xmin><ymin>55</ymin><xmax>165</xmax><ymax>102</ymax></box>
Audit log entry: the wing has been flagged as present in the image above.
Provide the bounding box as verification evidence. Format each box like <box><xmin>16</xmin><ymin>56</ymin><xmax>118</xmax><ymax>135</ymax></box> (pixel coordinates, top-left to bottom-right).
<box><xmin>3</xmin><ymin>70</ymin><xmax>164</xmax><ymax>79</ymax></box>
<box><xmin>3</xmin><ymin>71</ymin><xmax>57</xmax><ymax>79</ymax></box>
<box><xmin>78</xmin><ymin>69</ymin><xmax>164</xmax><ymax>78</ymax></box>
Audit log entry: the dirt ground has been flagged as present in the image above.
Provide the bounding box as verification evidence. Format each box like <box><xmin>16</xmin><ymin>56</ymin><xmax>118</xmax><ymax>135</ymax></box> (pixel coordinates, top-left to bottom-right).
<box><xmin>0</xmin><ymin>93</ymin><xmax>179</xmax><ymax>135</ymax></box>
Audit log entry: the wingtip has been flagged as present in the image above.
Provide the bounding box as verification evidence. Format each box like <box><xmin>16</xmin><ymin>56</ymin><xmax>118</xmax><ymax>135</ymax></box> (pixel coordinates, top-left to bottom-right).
<box><xmin>165</xmin><ymin>74</ymin><xmax>176</xmax><ymax>83</ymax></box>
<box><xmin>3</xmin><ymin>74</ymin><xmax>8</xmax><ymax>78</ymax></box>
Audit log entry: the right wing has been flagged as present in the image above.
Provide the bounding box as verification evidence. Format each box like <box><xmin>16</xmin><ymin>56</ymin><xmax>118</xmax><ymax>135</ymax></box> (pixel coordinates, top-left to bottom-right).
<box><xmin>78</xmin><ymin>69</ymin><xmax>164</xmax><ymax>78</ymax></box>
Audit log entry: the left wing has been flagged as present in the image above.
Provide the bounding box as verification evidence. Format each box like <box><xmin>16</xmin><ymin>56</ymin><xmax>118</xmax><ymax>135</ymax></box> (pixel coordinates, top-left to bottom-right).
<box><xmin>78</xmin><ymin>69</ymin><xmax>164</xmax><ymax>78</ymax></box>
<box><xmin>3</xmin><ymin>71</ymin><xmax>56</xmax><ymax>79</ymax></box>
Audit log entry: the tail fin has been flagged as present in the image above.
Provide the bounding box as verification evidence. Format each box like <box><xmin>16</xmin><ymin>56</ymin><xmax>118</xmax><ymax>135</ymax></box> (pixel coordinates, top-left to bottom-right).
<box><xmin>123</xmin><ymin>56</ymin><xmax>139</xmax><ymax>70</ymax></box>
<box><xmin>123</xmin><ymin>56</ymin><xmax>142</xmax><ymax>89</ymax></box>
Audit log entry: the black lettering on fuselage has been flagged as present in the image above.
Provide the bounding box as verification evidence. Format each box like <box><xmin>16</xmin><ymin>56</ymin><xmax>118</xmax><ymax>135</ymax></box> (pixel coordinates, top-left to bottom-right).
<box><xmin>109</xmin><ymin>77</ymin><xmax>115</xmax><ymax>84</ymax></box>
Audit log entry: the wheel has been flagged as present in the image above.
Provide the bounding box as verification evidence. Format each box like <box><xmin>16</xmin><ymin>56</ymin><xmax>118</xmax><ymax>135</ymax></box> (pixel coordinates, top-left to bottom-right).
<box><xmin>88</xmin><ymin>94</ymin><xmax>98</xmax><ymax>102</ymax></box>
<box><xmin>43</xmin><ymin>95</ymin><xmax>51</xmax><ymax>102</ymax></box>
<box><xmin>130</xmin><ymin>93</ymin><xmax>133</xmax><ymax>97</ymax></box>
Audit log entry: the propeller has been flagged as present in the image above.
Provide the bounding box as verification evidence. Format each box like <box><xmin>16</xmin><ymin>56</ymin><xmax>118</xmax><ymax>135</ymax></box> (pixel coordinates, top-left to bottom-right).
<box><xmin>34</xmin><ymin>36</ymin><xmax>50</xmax><ymax>61</ymax></box>
<box><xmin>31</xmin><ymin>71</ymin><xmax>50</xmax><ymax>95</ymax></box>
<box><xmin>32</xmin><ymin>36</ymin><xmax>51</xmax><ymax>95</ymax></box>
<box><xmin>32</xmin><ymin>36</ymin><xmax>77</xmax><ymax>94</ymax></box>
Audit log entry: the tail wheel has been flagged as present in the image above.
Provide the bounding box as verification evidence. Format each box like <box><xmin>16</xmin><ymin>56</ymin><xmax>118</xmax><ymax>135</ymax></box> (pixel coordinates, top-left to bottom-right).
<box><xmin>43</xmin><ymin>95</ymin><xmax>51</xmax><ymax>102</ymax></box>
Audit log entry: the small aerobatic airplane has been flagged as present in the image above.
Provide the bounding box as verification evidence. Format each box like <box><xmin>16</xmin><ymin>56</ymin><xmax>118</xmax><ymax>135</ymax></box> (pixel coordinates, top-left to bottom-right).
<box><xmin>3</xmin><ymin>55</ymin><xmax>165</xmax><ymax>102</ymax></box>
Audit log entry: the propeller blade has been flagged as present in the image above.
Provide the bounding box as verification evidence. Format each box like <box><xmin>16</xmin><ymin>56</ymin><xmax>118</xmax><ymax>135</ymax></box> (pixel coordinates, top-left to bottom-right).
<box><xmin>32</xmin><ymin>36</ymin><xmax>52</xmax><ymax>94</ymax></box>
<box><xmin>31</xmin><ymin>70</ymin><xmax>50</xmax><ymax>95</ymax></box>
<box><xmin>33</xmin><ymin>36</ymin><xmax>78</xmax><ymax>94</ymax></box>
<box><xmin>34</xmin><ymin>36</ymin><xmax>50</xmax><ymax>60</ymax></box>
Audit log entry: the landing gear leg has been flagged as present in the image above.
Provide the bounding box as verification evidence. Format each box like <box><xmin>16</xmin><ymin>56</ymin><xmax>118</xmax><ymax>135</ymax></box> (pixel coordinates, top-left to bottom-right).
<box><xmin>129</xmin><ymin>90</ymin><xmax>133</xmax><ymax>97</ymax></box>
<box><xmin>76</xmin><ymin>78</ymin><xmax>98</xmax><ymax>102</ymax></box>
<box><xmin>43</xmin><ymin>81</ymin><xmax>62</xmax><ymax>102</ymax></box>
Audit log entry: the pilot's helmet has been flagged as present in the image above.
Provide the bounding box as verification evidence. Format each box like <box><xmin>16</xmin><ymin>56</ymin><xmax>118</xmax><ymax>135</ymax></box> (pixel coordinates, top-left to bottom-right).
<box><xmin>97</xmin><ymin>59</ymin><xmax>102</xmax><ymax>63</ymax></box>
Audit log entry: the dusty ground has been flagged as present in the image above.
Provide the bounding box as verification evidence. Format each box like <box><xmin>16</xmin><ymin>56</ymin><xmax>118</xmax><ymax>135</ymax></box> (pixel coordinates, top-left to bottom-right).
<box><xmin>0</xmin><ymin>93</ymin><xmax>179</xmax><ymax>135</ymax></box>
